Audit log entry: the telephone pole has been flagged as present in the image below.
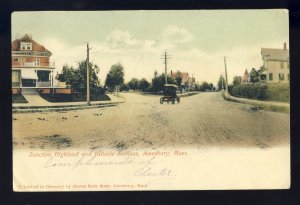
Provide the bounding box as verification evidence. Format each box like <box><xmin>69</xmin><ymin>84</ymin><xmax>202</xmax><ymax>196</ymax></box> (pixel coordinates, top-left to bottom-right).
<box><xmin>86</xmin><ymin>43</ymin><xmax>92</xmax><ymax>106</ymax></box>
<box><xmin>224</xmin><ymin>56</ymin><xmax>229</xmax><ymax>96</ymax></box>
<box><xmin>161</xmin><ymin>51</ymin><xmax>171</xmax><ymax>85</ymax></box>
<box><xmin>222</xmin><ymin>74</ymin><xmax>224</xmax><ymax>90</ymax></box>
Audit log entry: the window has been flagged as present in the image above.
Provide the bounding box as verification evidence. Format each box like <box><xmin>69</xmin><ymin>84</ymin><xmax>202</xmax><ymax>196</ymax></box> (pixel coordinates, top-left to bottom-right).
<box><xmin>34</xmin><ymin>58</ymin><xmax>40</xmax><ymax>66</ymax></box>
<box><xmin>279</xmin><ymin>73</ymin><xmax>285</xmax><ymax>81</ymax></box>
<box><xmin>20</xmin><ymin>42</ymin><xmax>32</xmax><ymax>50</ymax></box>
<box><xmin>281</xmin><ymin>62</ymin><xmax>284</xmax><ymax>69</ymax></box>
<box><xmin>13</xmin><ymin>58</ymin><xmax>19</xmax><ymax>62</ymax></box>
<box><xmin>269</xmin><ymin>73</ymin><xmax>273</xmax><ymax>81</ymax></box>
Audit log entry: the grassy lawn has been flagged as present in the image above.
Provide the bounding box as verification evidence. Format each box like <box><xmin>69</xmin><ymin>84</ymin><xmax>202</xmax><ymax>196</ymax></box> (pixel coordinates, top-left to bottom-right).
<box><xmin>40</xmin><ymin>93</ymin><xmax>111</xmax><ymax>102</ymax></box>
<box><xmin>266</xmin><ymin>84</ymin><xmax>290</xmax><ymax>102</ymax></box>
<box><xmin>12</xmin><ymin>94</ymin><xmax>28</xmax><ymax>103</ymax></box>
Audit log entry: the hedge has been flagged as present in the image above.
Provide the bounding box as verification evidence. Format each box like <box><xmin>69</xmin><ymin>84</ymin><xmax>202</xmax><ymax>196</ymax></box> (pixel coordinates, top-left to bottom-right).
<box><xmin>230</xmin><ymin>83</ymin><xmax>290</xmax><ymax>102</ymax></box>
<box><xmin>230</xmin><ymin>84</ymin><xmax>268</xmax><ymax>100</ymax></box>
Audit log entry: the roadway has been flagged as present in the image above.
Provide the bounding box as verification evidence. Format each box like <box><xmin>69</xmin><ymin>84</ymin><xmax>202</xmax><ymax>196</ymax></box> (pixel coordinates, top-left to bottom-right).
<box><xmin>13</xmin><ymin>92</ymin><xmax>290</xmax><ymax>150</ymax></box>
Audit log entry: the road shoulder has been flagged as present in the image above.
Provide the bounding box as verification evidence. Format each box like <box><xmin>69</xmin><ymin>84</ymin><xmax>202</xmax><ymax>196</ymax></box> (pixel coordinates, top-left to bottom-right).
<box><xmin>221</xmin><ymin>91</ymin><xmax>290</xmax><ymax>113</ymax></box>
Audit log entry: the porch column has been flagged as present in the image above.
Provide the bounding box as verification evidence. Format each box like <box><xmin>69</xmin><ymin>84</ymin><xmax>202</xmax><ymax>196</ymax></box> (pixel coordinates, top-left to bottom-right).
<box><xmin>49</xmin><ymin>71</ymin><xmax>52</xmax><ymax>87</ymax></box>
<box><xmin>35</xmin><ymin>70</ymin><xmax>37</xmax><ymax>87</ymax></box>
<box><xmin>51</xmin><ymin>71</ymin><xmax>54</xmax><ymax>88</ymax></box>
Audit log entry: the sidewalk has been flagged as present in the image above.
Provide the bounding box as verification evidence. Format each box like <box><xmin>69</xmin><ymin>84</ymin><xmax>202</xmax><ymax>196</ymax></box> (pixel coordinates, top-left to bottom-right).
<box><xmin>222</xmin><ymin>91</ymin><xmax>290</xmax><ymax>112</ymax></box>
<box><xmin>13</xmin><ymin>93</ymin><xmax>125</xmax><ymax>110</ymax></box>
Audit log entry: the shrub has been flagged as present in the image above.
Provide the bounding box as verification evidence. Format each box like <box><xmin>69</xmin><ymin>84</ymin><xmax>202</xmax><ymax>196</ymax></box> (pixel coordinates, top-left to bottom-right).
<box><xmin>91</xmin><ymin>86</ymin><xmax>105</xmax><ymax>95</ymax></box>
<box><xmin>40</xmin><ymin>93</ymin><xmax>110</xmax><ymax>102</ymax></box>
<box><xmin>230</xmin><ymin>84</ymin><xmax>268</xmax><ymax>100</ymax></box>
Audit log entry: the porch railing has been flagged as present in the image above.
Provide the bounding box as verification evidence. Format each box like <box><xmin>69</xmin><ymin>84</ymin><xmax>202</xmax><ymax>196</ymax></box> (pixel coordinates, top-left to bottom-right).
<box><xmin>37</xmin><ymin>81</ymin><xmax>51</xmax><ymax>87</ymax></box>
<box><xmin>12</xmin><ymin>62</ymin><xmax>55</xmax><ymax>68</ymax></box>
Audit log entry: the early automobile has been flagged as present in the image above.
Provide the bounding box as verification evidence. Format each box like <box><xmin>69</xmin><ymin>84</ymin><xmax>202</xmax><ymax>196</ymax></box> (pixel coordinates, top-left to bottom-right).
<box><xmin>160</xmin><ymin>84</ymin><xmax>180</xmax><ymax>104</ymax></box>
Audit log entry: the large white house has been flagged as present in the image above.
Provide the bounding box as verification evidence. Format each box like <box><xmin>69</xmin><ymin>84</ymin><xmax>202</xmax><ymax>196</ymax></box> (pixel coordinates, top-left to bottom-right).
<box><xmin>260</xmin><ymin>43</ymin><xmax>289</xmax><ymax>83</ymax></box>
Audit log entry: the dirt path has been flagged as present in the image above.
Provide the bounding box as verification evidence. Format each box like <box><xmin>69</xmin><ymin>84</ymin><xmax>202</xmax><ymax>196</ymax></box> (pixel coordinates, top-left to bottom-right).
<box><xmin>13</xmin><ymin>92</ymin><xmax>290</xmax><ymax>150</ymax></box>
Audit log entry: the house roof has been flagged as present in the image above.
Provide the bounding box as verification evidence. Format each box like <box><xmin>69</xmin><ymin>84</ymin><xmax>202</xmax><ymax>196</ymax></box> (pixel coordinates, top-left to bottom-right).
<box><xmin>12</xmin><ymin>34</ymin><xmax>51</xmax><ymax>54</ymax></box>
<box><xmin>261</xmin><ymin>48</ymin><xmax>289</xmax><ymax>61</ymax></box>
<box><xmin>171</xmin><ymin>71</ymin><xmax>189</xmax><ymax>78</ymax></box>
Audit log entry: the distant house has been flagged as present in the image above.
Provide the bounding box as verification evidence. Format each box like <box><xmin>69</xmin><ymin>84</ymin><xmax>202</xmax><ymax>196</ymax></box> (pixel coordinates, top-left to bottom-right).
<box><xmin>241</xmin><ymin>69</ymin><xmax>250</xmax><ymax>84</ymax></box>
<box><xmin>170</xmin><ymin>70</ymin><xmax>195</xmax><ymax>90</ymax></box>
<box><xmin>12</xmin><ymin>34</ymin><xmax>55</xmax><ymax>89</ymax></box>
<box><xmin>260</xmin><ymin>43</ymin><xmax>289</xmax><ymax>83</ymax></box>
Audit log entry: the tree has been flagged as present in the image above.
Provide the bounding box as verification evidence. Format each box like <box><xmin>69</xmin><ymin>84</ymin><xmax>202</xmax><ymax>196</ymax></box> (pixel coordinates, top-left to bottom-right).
<box><xmin>55</xmin><ymin>64</ymin><xmax>75</xmax><ymax>83</ymax></box>
<box><xmin>208</xmin><ymin>83</ymin><xmax>214</xmax><ymax>91</ymax></box>
<box><xmin>217</xmin><ymin>75</ymin><xmax>225</xmax><ymax>90</ymax></box>
<box><xmin>250</xmin><ymin>68</ymin><xmax>260</xmax><ymax>83</ymax></box>
<box><xmin>119</xmin><ymin>83</ymin><xmax>130</xmax><ymax>92</ymax></box>
<box><xmin>128</xmin><ymin>78</ymin><xmax>140</xmax><ymax>91</ymax></box>
<box><xmin>175</xmin><ymin>71</ymin><xmax>182</xmax><ymax>86</ymax></box>
<box><xmin>139</xmin><ymin>78</ymin><xmax>150</xmax><ymax>91</ymax></box>
<box><xmin>195</xmin><ymin>82</ymin><xmax>200</xmax><ymax>91</ymax></box>
<box><xmin>198</xmin><ymin>81</ymin><xmax>214</xmax><ymax>91</ymax></box>
<box><xmin>56</xmin><ymin>61</ymin><xmax>100</xmax><ymax>93</ymax></box>
<box><xmin>200</xmin><ymin>82</ymin><xmax>209</xmax><ymax>91</ymax></box>
<box><xmin>154</xmin><ymin>70</ymin><xmax>158</xmax><ymax>78</ymax></box>
<box><xmin>233</xmin><ymin>76</ymin><xmax>242</xmax><ymax>86</ymax></box>
<box><xmin>151</xmin><ymin>73</ymin><xmax>175</xmax><ymax>92</ymax></box>
<box><xmin>105</xmin><ymin>63</ymin><xmax>125</xmax><ymax>91</ymax></box>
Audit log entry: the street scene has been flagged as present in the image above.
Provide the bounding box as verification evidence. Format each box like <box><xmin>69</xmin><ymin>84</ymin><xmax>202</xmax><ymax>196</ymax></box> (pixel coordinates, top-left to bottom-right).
<box><xmin>13</xmin><ymin>92</ymin><xmax>289</xmax><ymax>150</ymax></box>
<box><xmin>12</xmin><ymin>10</ymin><xmax>290</xmax><ymax>150</ymax></box>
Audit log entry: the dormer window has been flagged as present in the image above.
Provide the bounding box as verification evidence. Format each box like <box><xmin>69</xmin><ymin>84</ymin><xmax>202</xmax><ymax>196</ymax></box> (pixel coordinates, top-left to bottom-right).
<box><xmin>20</xmin><ymin>42</ymin><xmax>32</xmax><ymax>50</ymax></box>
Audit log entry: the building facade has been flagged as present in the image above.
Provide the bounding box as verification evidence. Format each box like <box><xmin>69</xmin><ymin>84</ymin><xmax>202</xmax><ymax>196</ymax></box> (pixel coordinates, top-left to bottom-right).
<box><xmin>170</xmin><ymin>70</ymin><xmax>195</xmax><ymax>90</ymax></box>
<box><xmin>260</xmin><ymin>43</ymin><xmax>289</xmax><ymax>83</ymax></box>
<box><xmin>12</xmin><ymin>34</ymin><xmax>55</xmax><ymax>89</ymax></box>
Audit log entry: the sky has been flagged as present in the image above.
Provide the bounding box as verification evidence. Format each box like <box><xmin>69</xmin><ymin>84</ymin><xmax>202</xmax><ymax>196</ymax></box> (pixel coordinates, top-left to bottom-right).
<box><xmin>12</xmin><ymin>10</ymin><xmax>289</xmax><ymax>85</ymax></box>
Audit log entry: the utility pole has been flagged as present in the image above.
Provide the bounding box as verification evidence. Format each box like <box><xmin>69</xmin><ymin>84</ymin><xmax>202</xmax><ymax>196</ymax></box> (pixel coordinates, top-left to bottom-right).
<box><xmin>224</xmin><ymin>56</ymin><xmax>229</xmax><ymax>96</ymax></box>
<box><xmin>222</xmin><ymin>74</ymin><xmax>224</xmax><ymax>90</ymax></box>
<box><xmin>161</xmin><ymin>51</ymin><xmax>171</xmax><ymax>85</ymax></box>
<box><xmin>86</xmin><ymin>43</ymin><xmax>92</xmax><ymax>106</ymax></box>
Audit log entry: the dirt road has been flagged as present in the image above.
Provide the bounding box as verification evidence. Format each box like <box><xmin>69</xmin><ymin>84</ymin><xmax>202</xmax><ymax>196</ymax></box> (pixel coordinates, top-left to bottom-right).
<box><xmin>13</xmin><ymin>92</ymin><xmax>290</xmax><ymax>150</ymax></box>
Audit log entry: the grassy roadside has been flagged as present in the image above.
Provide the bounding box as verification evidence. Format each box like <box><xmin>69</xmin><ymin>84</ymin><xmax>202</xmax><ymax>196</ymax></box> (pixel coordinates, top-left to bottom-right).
<box><xmin>266</xmin><ymin>83</ymin><xmax>290</xmax><ymax>102</ymax></box>
<box><xmin>12</xmin><ymin>94</ymin><xmax>28</xmax><ymax>103</ymax></box>
<box><xmin>221</xmin><ymin>91</ymin><xmax>289</xmax><ymax>113</ymax></box>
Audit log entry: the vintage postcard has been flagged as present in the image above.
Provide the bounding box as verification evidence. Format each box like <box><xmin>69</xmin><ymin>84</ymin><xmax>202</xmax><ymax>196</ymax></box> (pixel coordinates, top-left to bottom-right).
<box><xmin>12</xmin><ymin>10</ymin><xmax>290</xmax><ymax>191</ymax></box>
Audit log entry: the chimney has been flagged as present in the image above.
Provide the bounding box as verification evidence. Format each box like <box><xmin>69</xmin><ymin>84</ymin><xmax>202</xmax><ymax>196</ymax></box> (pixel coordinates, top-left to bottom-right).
<box><xmin>284</xmin><ymin>42</ymin><xmax>287</xmax><ymax>50</ymax></box>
